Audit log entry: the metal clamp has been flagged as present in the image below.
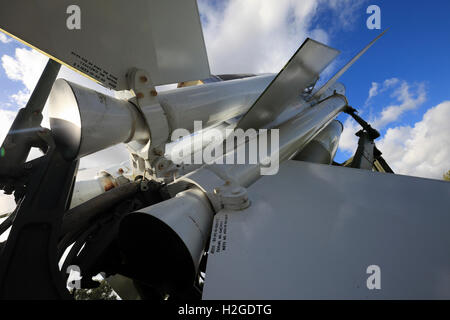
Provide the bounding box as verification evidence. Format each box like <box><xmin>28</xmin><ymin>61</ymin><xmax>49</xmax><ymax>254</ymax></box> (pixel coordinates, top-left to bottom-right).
<box><xmin>172</xmin><ymin>166</ymin><xmax>250</xmax><ymax>212</ymax></box>
<box><xmin>126</xmin><ymin>68</ymin><xmax>175</xmax><ymax>181</ymax></box>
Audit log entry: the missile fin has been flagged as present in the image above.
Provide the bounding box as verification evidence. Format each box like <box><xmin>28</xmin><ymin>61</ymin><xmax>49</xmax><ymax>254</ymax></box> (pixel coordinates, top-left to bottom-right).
<box><xmin>237</xmin><ymin>38</ymin><xmax>339</xmax><ymax>130</ymax></box>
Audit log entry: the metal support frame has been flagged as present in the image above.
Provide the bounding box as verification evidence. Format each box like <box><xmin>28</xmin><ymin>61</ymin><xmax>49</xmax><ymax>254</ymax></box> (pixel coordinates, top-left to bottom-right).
<box><xmin>0</xmin><ymin>142</ymin><xmax>79</xmax><ymax>299</ymax></box>
<box><xmin>0</xmin><ymin>59</ymin><xmax>61</xmax><ymax>197</ymax></box>
<box><xmin>344</xmin><ymin>106</ymin><xmax>394</xmax><ymax>173</ymax></box>
<box><xmin>0</xmin><ymin>59</ymin><xmax>80</xmax><ymax>299</ymax></box>
<box><xmin>351</xmin><ymin>130</ymin><xmax>376</xmax><ymax>170</ymax></box>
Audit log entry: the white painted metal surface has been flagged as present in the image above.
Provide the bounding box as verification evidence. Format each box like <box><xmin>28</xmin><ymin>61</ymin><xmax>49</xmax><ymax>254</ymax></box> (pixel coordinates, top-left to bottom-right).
<box><xmin>237</xmin><ymin>39</ymin><xmax>339</xmax><ymax>130</ymax></box>
<box><xmin>0</xmin><ymin>0</ymin><xmax>210</xmax><ymax>90</ymax></box>
<box><xmin>159</xmin><ymin>75</ymin><xmax>275</xmax><ymax>133</ymax></box>
<box><xmin>203</xmin><ymin>161</ymin><xmax>450</xmax><ymax>299</ymax></box>
<box><xmin>292</xmin><ymin>120</ymin><xmax>343</xmax><ymax>164</ymax></box>
<box><xmin>174</xmin><ymin>94</ymin><xmax>347</xmax><ymax>215</ymax></box>
<box><xmin>119</xmin><ymin>187</ymin><xmax>214</xmax><ymax>289</ymax></box>
<box><xmin>203</xmin><ymin>94</ymin><xmax>348</xmax><ymax>187</ymax></box>
<box><xmin>48</xmin><ymin>79</ymin><xmax>149</xmax><ymax>159</ymax></box>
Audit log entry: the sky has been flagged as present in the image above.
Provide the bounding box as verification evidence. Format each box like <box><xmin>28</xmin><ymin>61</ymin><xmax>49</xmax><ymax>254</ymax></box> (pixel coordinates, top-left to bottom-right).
<box><xmin>0</xmin><ymin>0</ymin><xmax>449</xmax><ymax>217</ymax></box>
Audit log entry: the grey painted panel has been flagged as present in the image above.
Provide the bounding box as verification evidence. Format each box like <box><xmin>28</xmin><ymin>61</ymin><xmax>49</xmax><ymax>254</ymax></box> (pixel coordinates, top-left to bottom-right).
<box><xmin>0</xmin><ymin>0</ymin><xmax>210</xmax><ymax>90</ymax></box>
<box><xmin>203</xmin><ymin>161</ymin><xmax>450</xmax><ymax>299</ymax></box>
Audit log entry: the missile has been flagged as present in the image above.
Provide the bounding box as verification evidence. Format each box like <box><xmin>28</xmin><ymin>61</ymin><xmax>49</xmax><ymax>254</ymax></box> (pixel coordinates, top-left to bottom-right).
<box><xmin>48</xmin><ymin>79</ymin><xmax>149</xmax><ymax>160</ymax></box>
<box><xmin>118</xmin><ymin>93</ymin><xmax>348</xmax><ymax>292</ymax></box>
<box><xmin>47</xmin><ymin>76</ymin><xmax>275</xmax><ymax>160</ymax></box>
<box><xmin>119</xmin><ymin>187</ymin><xmax>214</xmax><ymax>292</ymax></box>
<box><xmin>291</xmin><ymin>120</ymin><xmax>343</xmax><ymax>165</ymax></box>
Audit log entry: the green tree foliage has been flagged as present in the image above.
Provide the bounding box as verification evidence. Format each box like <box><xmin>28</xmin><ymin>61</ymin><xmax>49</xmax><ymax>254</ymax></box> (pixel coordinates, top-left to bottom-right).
<box><xmin>444</xmin><ymin>170</ymin><xmax>450</xmax><ymax>181</ymax></box>
<box><xmin>73</xmin><ymin>280</ymin><xmax>118</xmax><ymax>300</ymax></box>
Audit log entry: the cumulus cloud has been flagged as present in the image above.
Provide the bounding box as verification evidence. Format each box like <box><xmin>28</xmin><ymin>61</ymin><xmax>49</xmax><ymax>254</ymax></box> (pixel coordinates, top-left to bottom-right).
<box><xmin>339</xmin><ymin>116</ymin><xmax>360</xmax><ymax>154</ymax></box>
<box><xmin>378</xmin><ymin>101</ymin><xmax>450</xmax><ymax>179</ymax></box>
<box><xmin>2</xmin><ymin>48</ymin><xmax>47</xmax><ymax>92</ymax></box>
<box><xmin>383</xmin><ymin>77</ymin><xmax>399</xmax><ymax>88</ymax></box>
<box><xmin>199</xmin><ymin>0</ymin><xmax>326</xmax><ymax>74</ymax></box>
<box><xmin>2</xmin><ymin>47</ymin><xmax>114</xmax><ymax>105</ymax></box>
<box><xmin>0</xmin><ymin>33</ymin><xmax>12</xmax><ymax>44</ymax></box>
<box><xmin>373</xmin><ymin>81</ymin><xmax>426</xmax><ymax>128</ymax></box>
<box><xmin>0</xmin><ymin>48</ymin><xmax>130</xmax><ymax>172</ymax></box>
<box><xmin>365</xmin><ymin>78</ymin><xmax>400</xmax><ymax>106</ymax></box>
<box><xmin>0</xmin><ymin>191</ymin><xmax>16</xmax><ymax>216</ymax></box>
<box><xmin>0</xmin><ymin>108</ymin><xmax>16</xmax><ymax>143</ymax></box>
<box><xmin>367</xmin><ymin>81</ymin><xmax>379</xmax><ymax>101</ymax></box>
<box><xmin>0</xmin><ymin>110</ymin><xmax>16</xmax><ymax>216</ymax></box>
<box><xmin>326</xmin><ymin>0</ymin><xmax>367</xmax><ymax>30</ymax></box>
<box><xmin>339</xmin><ymin>77</ymin><xmax>449</xmax><ymax>180</ymax></box>
<box><xmin>341</xmin><ymin>78</ymin><xmax>426</xmax><ymax>155</ymax></box>
<box><xmin>198</xmin><ymin>0</ymin><xmax>364</xmax><ymax>75</ymax></box>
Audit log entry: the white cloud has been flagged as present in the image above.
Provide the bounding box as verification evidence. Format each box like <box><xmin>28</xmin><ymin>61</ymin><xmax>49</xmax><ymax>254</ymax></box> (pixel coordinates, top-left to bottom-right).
<box><xmin>199</xmin><ymin>0</ymin><xmax>323</xmax><ymax>74</ymax></box>
<box><xmin>373</xmin><ymin>81</ymin><xmax>426</xmax><ymax>128</ymax></box>
<box><xmin>377</xmin><ymin>101</ymin><xmax>450</xmax><ymax>179</ymax></box>
<box><xmin>383</xmin><ymin>77</ymin><xmax>399</xmax><ymax>88</ymax></box>
<box><xmin>0</xmin><ymin>33</ymin><xmax>12</xmax><ymax>44</ymax></box>
<box><xmin>0</xmin><ymin>191</ymin><xmax>16</xmax><ymax>216</ymax></box>
<box><xmin>341</xmin><ymin>78</ymin><xmax>426</xmax><ymax>156</ymax></box>
<box><xmin>198</xmin><ymin>0</ymin><xmax>365</xmax><ymax>75</ymax></box>
<box><xmin>0</xmin><ymin>48</ymin><xmax>130</xmax><ymax>173</ymax></box>
<box><xmin>0</xmin><ymin>108</ymin><xmax>16</xmax><ymax>144</ymax></box>
<box><xmin>326</xmin><ymin>0</ymin><xmax>367</xmax><ymax>30</ymax></box>
<box><xmin>1</xmin><ymin>47</ymin><xmax>116</xmax><ymax>107</ymax></box>
<box><xmin>2</xmin><ymin>48</ymin><xmax>47</xmax><ymax>91</ymax></box>
<box><xmin>367</xmin><ymin>81</ymin><xmax>379</xmax><ymax>100</ymax></box>
<box><xmin>339</xmin><ymin>76</ymin><xmax>449</xmax><ymax>180</ymax></box>
<box><xmin>365</xmin><ymin>78</ymin><xmax>400</xmax><ymax>106</ymax></box>
<box><xmin>338</xmin><ymin>78</ymin><xmax>450</xmax><ymax>180</ymax></box>
<box><xmin>339</xmin><ymin>116</ymin><xmax>360</xmax><ymax>154</ymax></box>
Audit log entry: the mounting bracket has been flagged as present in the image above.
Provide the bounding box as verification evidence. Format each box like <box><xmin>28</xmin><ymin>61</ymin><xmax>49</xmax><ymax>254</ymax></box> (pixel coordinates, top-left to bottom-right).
<box><xmin>125</xmin><ymin>68</ymin><xmax>177</xmax><ymax>182</ymax></box>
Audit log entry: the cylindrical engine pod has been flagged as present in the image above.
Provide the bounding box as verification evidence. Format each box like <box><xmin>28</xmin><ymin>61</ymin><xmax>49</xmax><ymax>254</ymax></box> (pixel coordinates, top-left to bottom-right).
<box><xmin>291</xmin><ymin>120</ymin><xmax>343</xmax><ymax>164</ymax></box>
<box><xmin>119</xmin><ymin>187</ymin><xmax>214</xmax><ymax>293</ymax></box>
<box><xmin>47</xmin><ymin>79</ymin><xmax>149</xmax><ymax>160</ymax></box>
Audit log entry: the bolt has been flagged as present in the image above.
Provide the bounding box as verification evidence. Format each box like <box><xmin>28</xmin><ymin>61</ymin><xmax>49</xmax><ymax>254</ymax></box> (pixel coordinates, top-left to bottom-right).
<box><xmin>140</xmin><ymin>75</ymin><xmax>148</xmax><ymax>83</ymax></box>
<box><xmin>136</xmin><ymin>92</ymin><xmax>144</xmax><ymax>99</ymax></box>
<box><xmin>118</xmin><ymin>168</ymin><xmax>124</xmax><ymax>174</ymax></box>
<box><xmin>150</xmin><ymin>90</ymin><xmax>158</xmax><ymax>97</ymax></box>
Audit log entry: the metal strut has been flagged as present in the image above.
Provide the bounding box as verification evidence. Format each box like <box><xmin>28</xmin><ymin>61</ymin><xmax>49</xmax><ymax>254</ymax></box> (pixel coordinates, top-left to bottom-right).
<box><xmin>344</xmin><ymin>106</ymin><xmax>394</xmax><ymax>173</ymax></box>
<box><xmin>0</xmin><ymin>59</ymin><xmax>79</xmax><ymax>299</ymax></box>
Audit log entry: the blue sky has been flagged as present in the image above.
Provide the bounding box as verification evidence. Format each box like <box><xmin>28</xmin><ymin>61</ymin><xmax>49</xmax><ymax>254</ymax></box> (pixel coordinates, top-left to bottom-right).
<box><xmin>0</xmin><ymin>0</ymin><xmax>449</xmax><ymax>192</ymax></box>
<box><xmin>330</xmin><ymin>0</ymin><xmax>450</xmax><ymax>160</ymax></box>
